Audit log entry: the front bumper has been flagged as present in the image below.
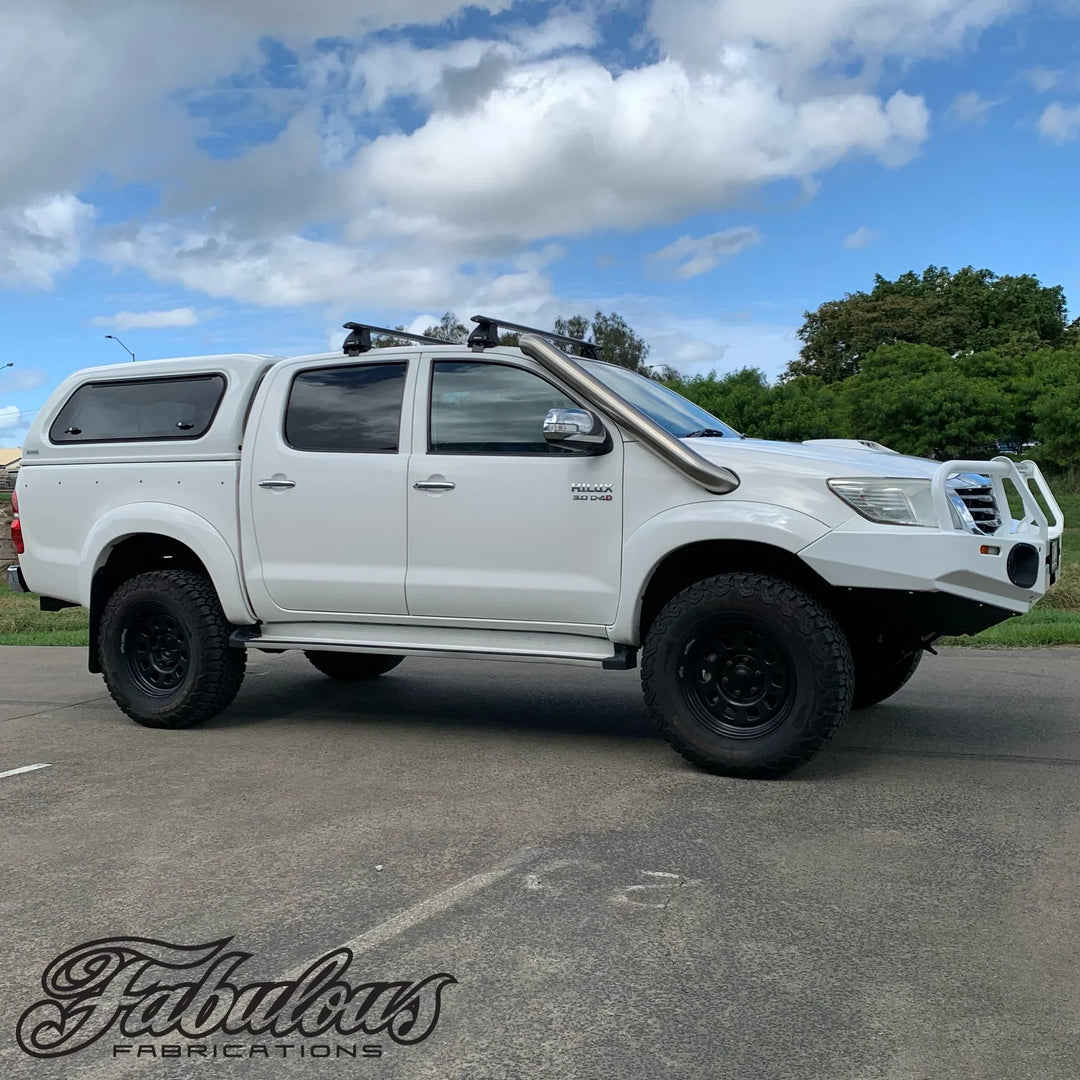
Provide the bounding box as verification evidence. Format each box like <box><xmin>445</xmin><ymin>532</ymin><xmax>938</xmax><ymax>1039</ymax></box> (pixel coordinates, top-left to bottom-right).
<box><xmin>803</xmin><ymin>457</ymin><xmax>1064</xmax><ymax>616</ymax></box>
<box><xmin>7</xmin><ymin>564</ymin><xmax>28</xmax><ymax>593</ymax></box>
<box><xmin>801</xmin><ymin>525</ymin><xmax>1053</xmax><ymax>613</ymax></box>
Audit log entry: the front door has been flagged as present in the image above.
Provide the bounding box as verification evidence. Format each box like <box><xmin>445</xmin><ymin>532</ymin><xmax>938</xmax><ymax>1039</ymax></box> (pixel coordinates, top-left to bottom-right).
<box><xmin>406</xmin><ymin>357</ymin><xmax>623</xmax><ymax>626</ymax></box>
<box><xmin>244</xmin><ymin>357</ymin><xmax>412</xmax><ymax>617</ymax></box>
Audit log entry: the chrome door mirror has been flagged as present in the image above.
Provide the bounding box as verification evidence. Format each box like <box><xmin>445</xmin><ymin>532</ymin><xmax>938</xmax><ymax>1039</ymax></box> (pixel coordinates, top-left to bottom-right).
<box><xmin>543</xmin><ymin>408</ymin><xmax>606</xmax><ymax>445</ymax></box>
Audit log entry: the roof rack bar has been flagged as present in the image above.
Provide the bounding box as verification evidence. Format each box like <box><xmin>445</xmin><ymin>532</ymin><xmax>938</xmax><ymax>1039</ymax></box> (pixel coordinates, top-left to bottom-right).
<box><xmin>342</xmin><ymin>322</ymin><xmax>452</xmax><ymax>356</ymax></box>
<box><xmin>466</xmin><ymin>315</ymin><xmax>603</xmax><ymax>360</ymax></box>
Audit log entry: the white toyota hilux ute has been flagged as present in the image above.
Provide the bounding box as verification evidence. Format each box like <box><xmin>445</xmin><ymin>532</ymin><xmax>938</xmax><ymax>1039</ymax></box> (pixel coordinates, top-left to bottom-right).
<box><xmin>7</xmin><ymin>316</ymin><xmax>1065</xmax><ymax>778</ymax></box>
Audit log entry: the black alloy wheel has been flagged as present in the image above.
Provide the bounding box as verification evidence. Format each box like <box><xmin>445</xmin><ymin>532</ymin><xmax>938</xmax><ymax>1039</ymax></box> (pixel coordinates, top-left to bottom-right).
<box><xmin>678</xmin><ymin>617</ymin><xmax>795</xmax><ymax>740</ymax></box>
<box><xmin>123</xmin><ymin>603</ymin><xmax>192</xmax><ymax>696</ymax></box>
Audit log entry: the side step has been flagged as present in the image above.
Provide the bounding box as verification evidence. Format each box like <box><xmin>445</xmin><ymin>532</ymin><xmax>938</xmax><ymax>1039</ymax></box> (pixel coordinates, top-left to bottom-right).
<box><xmin>230</xmin><ymin>623</ymin><xmax>636</xmax><ymax>669</ymax></box>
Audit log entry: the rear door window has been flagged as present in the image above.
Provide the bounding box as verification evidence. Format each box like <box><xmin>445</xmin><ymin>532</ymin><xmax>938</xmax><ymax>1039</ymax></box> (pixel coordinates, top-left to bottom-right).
<box><xmin>50</xmin><ymin>375</ymin><xmax>227</xmax><ymax>443</ymax></box>
<box><xmin>284</xmin><ymin>362</ymin><xmax>407</xmax><ymax>453</ymax></box>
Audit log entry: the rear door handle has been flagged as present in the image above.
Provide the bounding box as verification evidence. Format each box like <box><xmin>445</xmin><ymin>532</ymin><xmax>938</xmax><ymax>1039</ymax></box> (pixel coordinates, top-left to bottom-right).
<box><xmin>258</xmin><ymin>478</ymin><xmax>296</xmax><ymax>490</ymax></box>
<box><xmin>413</xmin><ymin>480</ymin><xmax>455</xmax><ymax>491</ymax></box>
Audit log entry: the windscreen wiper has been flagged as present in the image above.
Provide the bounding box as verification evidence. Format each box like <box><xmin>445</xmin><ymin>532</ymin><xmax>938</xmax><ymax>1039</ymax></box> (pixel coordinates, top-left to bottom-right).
<box><xmin>683</xmin><ymin>428</ymin><xmax>728</xmax><ymax>438</ymax></box>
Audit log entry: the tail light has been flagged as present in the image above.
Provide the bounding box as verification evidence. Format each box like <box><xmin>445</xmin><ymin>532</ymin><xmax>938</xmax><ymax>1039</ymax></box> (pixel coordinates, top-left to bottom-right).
<box><xmin>11</xmin><ymin>490</ymin><xmax>23</xmax><ymax>555</ymax></box>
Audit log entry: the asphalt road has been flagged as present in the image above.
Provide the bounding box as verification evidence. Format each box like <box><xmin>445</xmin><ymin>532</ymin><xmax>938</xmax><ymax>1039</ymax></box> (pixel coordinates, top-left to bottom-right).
<box><xmin>1</xmin><ymin>645</ymin><xmax>1078</xmax><ymax>1080</ymax></box>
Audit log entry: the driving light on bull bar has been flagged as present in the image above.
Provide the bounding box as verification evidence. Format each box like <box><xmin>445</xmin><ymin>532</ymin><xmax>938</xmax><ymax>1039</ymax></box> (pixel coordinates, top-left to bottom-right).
<box><xmin>827</xmin><ymin>478</ymin><xmax>937</xmax><ymax>527</ymax></box>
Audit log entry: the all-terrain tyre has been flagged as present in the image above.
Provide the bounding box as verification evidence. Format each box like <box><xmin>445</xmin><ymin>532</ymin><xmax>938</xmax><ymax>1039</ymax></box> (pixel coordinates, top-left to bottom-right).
<box><xmin>641</xmin><ymin>572</ymin><xmax>854</xmax><ymax>779</ymax></box>
<box><xmin>852</xmin><ymin>649</ymin><xmax>922</xmax><ymax>710</ymax></box>
<box><xmin>304</xmin><ymin>651</ymin><xmax>404</xmax><ymax>681</ymax></box>
<box><xmin>99</xmin><ymin>570</ymin><xmax>246</xmax><ymax>728</ymax></box>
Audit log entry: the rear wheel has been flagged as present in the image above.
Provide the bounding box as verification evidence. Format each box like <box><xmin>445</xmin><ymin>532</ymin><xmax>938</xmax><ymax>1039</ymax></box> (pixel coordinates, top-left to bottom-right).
<box><xmin>852</xmin><ymin>649</ymin><xmax>922</xmax><ymax>709</ymax></box>
<box><xmin>100</xmin><ymin>570</ymin><xmax>245</xmax><ymax>728</ymax></box>
<box><xmin>642</xmin><ymin>572</ymin><xmax>853</xmax><ymax>779</ymax></box>
<box><xmin>305</xmin><ymin>651</ymin><xmax>404</xmax><ymax>681</ymax></box>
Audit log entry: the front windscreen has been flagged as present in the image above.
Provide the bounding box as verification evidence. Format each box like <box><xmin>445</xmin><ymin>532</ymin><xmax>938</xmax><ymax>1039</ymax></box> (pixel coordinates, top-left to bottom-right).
<box><xmin>581</xmin><ymin>361</ymin><xmax>740</xmax><ymax>439</ymax></box>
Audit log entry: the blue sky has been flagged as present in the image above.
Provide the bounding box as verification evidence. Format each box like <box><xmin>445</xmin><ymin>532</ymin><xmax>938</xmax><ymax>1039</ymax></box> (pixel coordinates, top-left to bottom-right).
<box><xmin>2</xmin><ymin>0</ymin><xmax>1080</xmax><ymax>442</ymax></box>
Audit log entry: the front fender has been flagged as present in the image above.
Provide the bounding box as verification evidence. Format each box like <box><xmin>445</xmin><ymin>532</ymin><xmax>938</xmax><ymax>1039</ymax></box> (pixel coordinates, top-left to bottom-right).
<box><xmin>610</xmin><ymin>500</ymin><xmax>832</xmax><ymax>644</ymax></box>
<box><xmin>78</xmin><ymin>503</ymin><xmax>256</xmax><ymax>624</ymax></box>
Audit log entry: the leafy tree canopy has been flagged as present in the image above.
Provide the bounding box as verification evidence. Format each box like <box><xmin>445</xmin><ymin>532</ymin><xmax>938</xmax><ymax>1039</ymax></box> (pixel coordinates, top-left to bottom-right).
<box><xmin>423</xmin><ymin>312</ymin><xmax>468</xmax><ymax>342</ymax></box>
<box><xmin>788</xmin><ymin>266</ymin><xmax>1070</xmax><ymax>382</ymax></box>
<box><xmin>842</xmin><ymin>343</ymin><xmax>1014</xmax><ymax>459</ymax></box>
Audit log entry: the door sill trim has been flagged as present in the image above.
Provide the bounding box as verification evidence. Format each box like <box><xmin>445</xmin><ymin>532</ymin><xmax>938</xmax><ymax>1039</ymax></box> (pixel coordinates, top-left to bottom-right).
<box><xmin>232</xmin><ymin>622</ymin><xmax>625</xmax><ymax>667</ymax></box>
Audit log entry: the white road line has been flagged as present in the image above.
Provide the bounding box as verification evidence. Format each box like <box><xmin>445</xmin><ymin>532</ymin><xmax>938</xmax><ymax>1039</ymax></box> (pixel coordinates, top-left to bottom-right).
<box><xmin>0</xmin><ymin>763</ymin><xmax>51</xmax><ymax>780</ymax></box>
<box><xmin>283</xmin><ymin>846</ymin><xmax>542</xmax><ymax>978</ymax></box>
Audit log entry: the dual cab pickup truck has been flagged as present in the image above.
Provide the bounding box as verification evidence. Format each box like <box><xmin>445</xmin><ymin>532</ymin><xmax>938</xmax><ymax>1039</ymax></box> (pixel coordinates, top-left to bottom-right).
<box><xmin>7</xmin><ymin>316</ymin><xmax>1064</xmax><ymax>777</ymax></box>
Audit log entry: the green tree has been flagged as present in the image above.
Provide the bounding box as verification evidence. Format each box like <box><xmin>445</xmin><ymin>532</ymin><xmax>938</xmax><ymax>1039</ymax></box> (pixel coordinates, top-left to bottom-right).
<box><xmin>590</xmin><ymin>311</ymin><xmax>650</xmax><ymax>371</ymax></box>
<box><xmin>423</xmin><ymin>312</ymin><xmax>468</xmax><ymax>342</ymax></box>
<box><xmin>788</xmin><ymin>266</ymin><xmax>1069</xmax><ymax>382</ymax></box>
<box><xmin>553</xmin><ymin>314</ymin><xmax>590</xmax><ymax>341</ymax></box>
<box><xmin>664</xmin><ymin>368</ymin><xmax>773</xmax><ymax>434</ymax></box>
<box><xmin>1030</xmin><ymin>347</ymin><xmax>1080</xmax><ymax>467</ymax></box>
<box><xmin>554</xmin><ymin>312</ymin><xmax>650</xmax><ymax>371</ymax></box>
<box><xmin>841</xmin><ymin>343</ymin><xmax>1013</xmax><ymax>458</ymax></box>
<box><xmin>759</xmin><ymin>377</ymin><xmax>848</xmax><ymax>442</ymax></box>
<box><xmin>372</xmin><ymin>325</ymin><xmax>408</xmax><ymax>348</ymax></box>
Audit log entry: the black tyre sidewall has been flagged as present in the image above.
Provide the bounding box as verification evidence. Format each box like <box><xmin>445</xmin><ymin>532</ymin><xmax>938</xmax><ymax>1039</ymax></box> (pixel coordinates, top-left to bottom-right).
<box><xmin>852</xmin><ymin>649</ymin><xmax>922</xmax><ymax>710</ymax></box>
<box><xmin>643</xmin><ymin>574</ymin><xmax>853</xmax><ymax>777</ymax></box>
<box><xmin>100</xmin><ymin>571</ymin><xmax>243</xmax><ymax>727</ymax></box>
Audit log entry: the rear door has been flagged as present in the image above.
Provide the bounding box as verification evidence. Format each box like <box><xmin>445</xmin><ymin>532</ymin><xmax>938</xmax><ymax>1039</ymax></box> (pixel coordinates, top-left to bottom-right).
<box><xmin>242</xmin><ymin>356</ymin><xmax>413</xmax><ymax>618</ymax></box>
<box><xmin>405</xmin><ymin>355</ymin><xmax>624</xmax><ymax>626</ymax></box>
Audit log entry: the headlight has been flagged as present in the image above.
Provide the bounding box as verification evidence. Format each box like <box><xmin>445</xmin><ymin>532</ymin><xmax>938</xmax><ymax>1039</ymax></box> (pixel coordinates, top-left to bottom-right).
<box><xmin>827</xmin><ymin>478</ymin><xmax>938</xmax><ymax>527</ymax></box>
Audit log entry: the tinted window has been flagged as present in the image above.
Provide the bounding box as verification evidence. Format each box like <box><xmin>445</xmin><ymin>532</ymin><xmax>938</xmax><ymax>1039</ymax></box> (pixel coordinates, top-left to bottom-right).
<box><xmin>430</xmin><ymin>361</ymin><xmax>584</xmax><ymax>455</ymax></box>
<box><xmin>285</xmin><ymin>363</ymin><xmax>406</xmax><ymax>453</ymax></box>
<box><xmin>50</xmin><ymin>375</ymin><xmax>226</xmax><ymax>443</ymax></box>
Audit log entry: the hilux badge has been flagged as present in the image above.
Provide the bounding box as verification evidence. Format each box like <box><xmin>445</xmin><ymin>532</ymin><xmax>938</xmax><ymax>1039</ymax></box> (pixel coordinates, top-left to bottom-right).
<box><xmin>571</xmin><ymin>483</ymin><xmax>614</xmax><ymax>501</ymax></box>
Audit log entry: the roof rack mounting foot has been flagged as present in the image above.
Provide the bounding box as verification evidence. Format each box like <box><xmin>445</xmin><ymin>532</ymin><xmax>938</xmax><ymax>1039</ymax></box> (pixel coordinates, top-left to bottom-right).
<box><xmin>342</xmin><ymin>322</ymin><xmax>452</xmax><ymax>356</ymax></box>
<box><xmin>466</xmin><ymin>314</ymin><xmax>603</xmax><ymax>360</ymax></box>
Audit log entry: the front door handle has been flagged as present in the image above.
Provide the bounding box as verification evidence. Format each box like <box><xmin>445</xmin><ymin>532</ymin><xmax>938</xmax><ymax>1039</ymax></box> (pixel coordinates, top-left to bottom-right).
<box><xmin>258</xmin><ymin>478</ymin><xmax>296</xmax><ymax>490</ymax></box>
<box><xmin>413</xmin><ymin>480</ymin><xmax>455</xmax><ymax>491</ymax></box>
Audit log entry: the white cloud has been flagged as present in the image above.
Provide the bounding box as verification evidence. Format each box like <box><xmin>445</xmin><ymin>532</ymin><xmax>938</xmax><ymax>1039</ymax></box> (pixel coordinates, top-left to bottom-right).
<box><xmin>843</xmin><ymin>225</ymin><xmax>878</xmax><ymax>249</ymax></box>
<box><xmin>1021</xmin><ymin>67</ymin><xmax>1062</xmax><ymax>93</ymax></box>
<box><xmin>0</xmin><ymin>368</ymin><xmax>48</xmax><ymax>394</ymax></box>
<box><xmin>508</xmin><ymin>6</ymin><xmax>599</xmax><ymax>57</ymax></box>
<box><xmin>1037</xmin><ymin>101</ymin><xmax>1080</xmax><ymax>144</ymax></box>
<box><xmin>91</xmin><ymin>308</ymin><xmax>200</xmax><ymax>330</ymax></box>
<box><xmin>353</xmin><ymin>59</ymin><xmax>929</xmax><ymax>243</ymax></box>
<box><xmin>0</xmin><ymin>0</ymin><xmax>1052</xmax><ymax>312</ymax></box>
<box><xmin>947</xmin><ymin>90</ymin><xmax>1002</xmax><ymax>124</ymax></box>
<box><xmin>649</xmin><ymin>0</ymin><xmax>1025</xmax><ymax>74</ymax></box>
<box><xmin>0</xmin><ymin>194</ymin><xmax>96</xmax><ymax>289</ymax></box>
<box><xmin>646</xmin><ymin>317</ymin><xmax>801</xmax><ymax>381</ymax></box>
<box><xmin>0</xmin><ymin>405</ymin><xmax>22</xmax><ymax>432</ymax></box>
<box><xmin>0</xmin><ymin>1</ymin><xmax>516</xmax><ymax>207</ymax></box>
<box><xmin>648</xmin><ymin>226</ymin><xmax>762</xmax><ymax>279</ymax></box>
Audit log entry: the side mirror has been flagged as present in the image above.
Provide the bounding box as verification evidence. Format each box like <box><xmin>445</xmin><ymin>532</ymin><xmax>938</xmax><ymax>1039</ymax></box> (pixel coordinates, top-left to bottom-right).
<box><xmin>543</xmin><ymin>408</ymin><xmax>606</xmax><ymax>446</ymax></box>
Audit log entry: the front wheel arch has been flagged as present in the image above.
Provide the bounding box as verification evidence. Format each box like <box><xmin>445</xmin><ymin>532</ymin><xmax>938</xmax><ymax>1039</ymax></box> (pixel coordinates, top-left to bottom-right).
<box><xmin>637</xmin><ymin>539</ymin><xmax>834</xmax><ymax>644</ymax></box>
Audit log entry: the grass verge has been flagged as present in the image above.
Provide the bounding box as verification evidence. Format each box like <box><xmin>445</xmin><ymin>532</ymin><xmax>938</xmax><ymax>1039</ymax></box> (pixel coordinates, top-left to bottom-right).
<box><xmin>941</xmin><ymin>609</ymin><xmax>1080</xmax><ymax>648</ymax></box>
<box><xmin>0</xmin><ymin>582</ymin><xmax>89</xmax><ymax>646</ymax></box>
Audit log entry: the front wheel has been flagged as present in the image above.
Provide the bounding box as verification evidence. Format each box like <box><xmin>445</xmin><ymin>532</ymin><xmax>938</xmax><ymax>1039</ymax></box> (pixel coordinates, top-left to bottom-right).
<box><xmin>100</xmin><ymin>570</ymin><xmax>246</xmax><ymax>728</ymax></box>
<box><xmin>642</xmin><ymin>573</ymin><xmax>853</xmax><ymax>779</ymax></box>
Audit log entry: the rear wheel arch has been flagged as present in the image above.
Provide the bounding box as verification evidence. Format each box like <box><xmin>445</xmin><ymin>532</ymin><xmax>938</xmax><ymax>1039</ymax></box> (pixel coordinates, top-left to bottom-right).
<box><xmin>89</xmin><ymin>535</ymin><xmax>218</xmax><ymax>673</ymax></box>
